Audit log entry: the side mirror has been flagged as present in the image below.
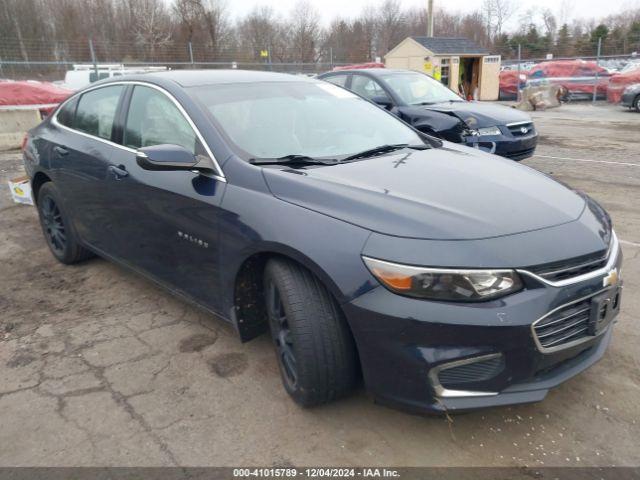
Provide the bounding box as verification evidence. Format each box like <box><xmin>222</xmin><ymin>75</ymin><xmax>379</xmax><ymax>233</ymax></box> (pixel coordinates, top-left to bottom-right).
<box><xmin>371</xmin><ymin>95</ymin><xmax>393</xmax><ymax>110</ymax></box>
<box><xmin>136</xmin><ymin>144</ymin><xmax>200</xmax><ymax>171</ymax></box>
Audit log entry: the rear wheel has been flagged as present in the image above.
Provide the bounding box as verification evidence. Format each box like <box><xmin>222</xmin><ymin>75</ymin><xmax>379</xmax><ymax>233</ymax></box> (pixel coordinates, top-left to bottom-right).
<box><xmin>263</xmin><ymin>258</ymin><xmax>358</xmax><ymax>406</ymax></box>
<box><xmin>633</xmin><ymin>95</ymin><xmax>640</xmax><ymax>113</ymax></box>
<box><xmin>36</xmin><ymin>182</ymin><xmax>94</xmax><ymax>264</ymax></box>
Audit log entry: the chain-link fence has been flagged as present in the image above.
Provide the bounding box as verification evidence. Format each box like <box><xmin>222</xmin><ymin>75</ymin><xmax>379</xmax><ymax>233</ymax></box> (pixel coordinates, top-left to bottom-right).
<box><xmin>2</xmin><ymin>35</ymin><xmax>640</xmax><ymax>106</ymax></box>
<box><xmin>0</xmin><ymin>37</ymin><xmax>356</xmax><ymax>81</ymax></box>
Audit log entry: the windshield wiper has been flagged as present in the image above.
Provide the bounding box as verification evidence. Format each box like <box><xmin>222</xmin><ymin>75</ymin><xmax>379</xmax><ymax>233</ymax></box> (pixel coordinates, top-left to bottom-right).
<box><xmin>343</xmin><ymin>143</ymin><xmax>429</xmax><ymax>161</ymax></box>
<box><xmin>249</xmin><ymin>154</ymin><xmax>340</xmax><ymax>166</ymax></box>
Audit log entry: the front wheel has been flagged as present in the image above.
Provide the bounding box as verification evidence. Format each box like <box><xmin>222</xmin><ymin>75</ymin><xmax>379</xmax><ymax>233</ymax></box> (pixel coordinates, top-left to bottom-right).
<box><xmin>263</xmin><ymin>258</ymin><xmax>358</xmax><ymax>407</ymax></box>
<box><xmin>634</xmin><ymin>95</ymin><xmax>640</xmax><ymax>113</ymax></box>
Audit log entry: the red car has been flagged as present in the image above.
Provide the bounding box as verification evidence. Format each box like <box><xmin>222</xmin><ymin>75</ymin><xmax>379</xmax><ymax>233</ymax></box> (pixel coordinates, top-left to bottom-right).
<box><xmin>607</xmin><ymin>67</ymin><xmax>640</xmax><ymax>104</ymax></box>
<box><xmin>0</xmin><ymin>80</ymin><xmax>72</xmax><ymax>117</ymax></box>
<box><xmin>499</xmin><ymin>70</ymin><xmax>527</xmax><ymax>100</ymax></box>
<box><xmin>526</xmin><ymin>60</ymin><xmax>611</xmax><ymax>100</ymax></box>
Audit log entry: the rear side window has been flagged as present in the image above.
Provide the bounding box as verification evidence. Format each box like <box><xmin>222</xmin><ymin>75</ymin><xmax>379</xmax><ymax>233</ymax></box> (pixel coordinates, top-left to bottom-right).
<box><xmin>324</xmin><ymin>75</ymin><xmax>348</xmax><ymax>87</ymax></box>
<box><xmin>56</xmin><ymin>97</ymin><xmax>78</xmax><ymax>128</ymax></box>
<box><xmin>123</xmin><ymin>85</ymin><xmax>198</xmax><ymax>154</ymax></box>
<box><xmin>74</xmin><ymin>85</ymin><xmax>124</xmax><ymax>140</ymax></box>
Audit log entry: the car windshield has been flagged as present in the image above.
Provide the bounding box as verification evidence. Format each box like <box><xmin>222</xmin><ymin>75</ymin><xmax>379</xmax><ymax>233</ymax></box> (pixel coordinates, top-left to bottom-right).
<box><xmin>188</xmin><ymin>81</ymin><xmax>423</xmax><ymax>160</ymax></box>
<box><xmin>382</xmin><ymin>72</ymin><xmax>463</xmax><ymax>105</ymax></box>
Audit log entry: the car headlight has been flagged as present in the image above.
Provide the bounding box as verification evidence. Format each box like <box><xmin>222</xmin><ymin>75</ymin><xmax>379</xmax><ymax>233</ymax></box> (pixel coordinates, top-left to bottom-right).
<box><xmin>477</xmin><ymin>126</ymin><xmax>502</xmax><ymax>136</ymax></box>
<box><xmin>362</xmin><ymin>257</ymin><xmax>523</xmax><ymax>302</ymax></box>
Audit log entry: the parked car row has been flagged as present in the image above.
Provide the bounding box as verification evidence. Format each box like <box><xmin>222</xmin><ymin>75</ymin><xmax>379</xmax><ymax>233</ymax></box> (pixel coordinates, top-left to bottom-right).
<box><xmin>499</xmin><ymin>59</ymin><xmax>640</xmax><ymax>110</ymax></box>
<box><xmin>23</xmin><ymin>69</ymin><xmax>621</xmax><ymax>415</ymax></box>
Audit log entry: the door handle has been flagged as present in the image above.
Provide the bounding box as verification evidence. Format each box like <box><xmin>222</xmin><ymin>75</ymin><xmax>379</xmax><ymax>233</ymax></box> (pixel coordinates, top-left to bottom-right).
<box><xmin>108</xmin><ymin>164</ymin><xmax>129</xmax><ymax>179</ymax></box>
<box><xmin>53</xmin><ymin>146</ymin><xmax>68</xmax><ymax>156</ymax></box>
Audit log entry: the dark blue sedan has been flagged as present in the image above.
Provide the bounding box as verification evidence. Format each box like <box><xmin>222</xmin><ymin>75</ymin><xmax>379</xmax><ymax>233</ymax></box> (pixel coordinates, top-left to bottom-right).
<box><xmin>319</xmin><ymin>68</ymin><xmax>539</xmax><ymax>160</ymax></box>
<box><xmin>23</xmin><ymin>70</ymin><xmax>622</xmax><ymax>414</ymax></box>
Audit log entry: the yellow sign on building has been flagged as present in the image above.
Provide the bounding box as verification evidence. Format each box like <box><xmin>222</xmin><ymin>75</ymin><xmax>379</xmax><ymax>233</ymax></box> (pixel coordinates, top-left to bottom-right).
<box><xmin>260</xmin><ymin>50</ymin><xmax>269</xmax><ymax>58</ymax></box>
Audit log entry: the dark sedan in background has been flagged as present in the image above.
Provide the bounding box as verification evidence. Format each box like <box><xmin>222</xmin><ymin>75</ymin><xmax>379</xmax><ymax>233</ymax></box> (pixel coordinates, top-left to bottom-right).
<box><xmin>24</xmin><ymin>70</ymin><xmax>620</xmax><ymax>414</ymax></box>
<box><xmin>621</xmin><ymin>83</ymin><xmax>640</xmax><ymax>112</ymax></box>
<box><xmin>319</xmin><ymin>68</ymin><xmax>538</xmax><ymax>160</ymax></box>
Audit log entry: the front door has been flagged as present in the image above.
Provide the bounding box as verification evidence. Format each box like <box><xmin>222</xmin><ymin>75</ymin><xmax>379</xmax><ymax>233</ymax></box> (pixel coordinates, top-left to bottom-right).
<box><xmin>101</xmin><ymin>84</ymin><xmax>227</xmax><ymax>313</ymax></box>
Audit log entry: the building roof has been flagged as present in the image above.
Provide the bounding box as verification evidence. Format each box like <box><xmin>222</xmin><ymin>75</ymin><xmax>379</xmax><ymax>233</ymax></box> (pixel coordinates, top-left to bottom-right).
<box><xmin>410</xmin><ymin>37</ymin><xmax>490</xmax><ymax>55</ymax></box>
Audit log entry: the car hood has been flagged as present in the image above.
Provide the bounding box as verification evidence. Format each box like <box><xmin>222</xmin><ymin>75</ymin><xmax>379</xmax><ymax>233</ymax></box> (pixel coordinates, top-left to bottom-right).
<box><xmin>262</xmin><ymin>144</ymin><xmax>585</xmax><ymax>240</ymax></box>
<box><xmin>420</xmin><ymin>101</ymin><xmax>531</xmax><ymax>129</ymax></box>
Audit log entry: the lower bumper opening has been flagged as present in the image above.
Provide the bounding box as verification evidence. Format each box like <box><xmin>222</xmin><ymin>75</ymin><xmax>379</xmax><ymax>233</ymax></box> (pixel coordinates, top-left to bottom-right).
<box><xmin>429</xmin><ymin>353</ymin><xmax>505</xmax><ymax>398</ymax></box>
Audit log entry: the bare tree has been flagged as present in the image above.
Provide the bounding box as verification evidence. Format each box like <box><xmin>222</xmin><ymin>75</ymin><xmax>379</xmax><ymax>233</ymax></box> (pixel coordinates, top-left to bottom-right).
<box><xmin>174</xmin><ymin>0</ymin><xmax>203</xmax><ymax>44</ymax></box>
<box><xmin>542</xmin><ymin>8</ymin><xmax>558</xmax><ymax>39</ymax></box>
<box><xmin>557</xmin><ymin>0</ymin><xmax>575</xmax><ymax>26</ymax></box>
<box><xmin>375</xmin><ymin>0</ymin><xmax>406</xmax><ymax>56</ymax></box>
<box><xmin>237</xmin><ymin>6</ymin><xmax>283</xmax><ymax>60</ymax></box>
<box><xmin>483</xmin><ymin>0</ymin><xmax>516</xmax><ymax>39</ymax></box>
<box><xmin>201</xmin><ymin>0</ymin><xmax>231</xmax><ymax>59</ymax></box>
<box><xmin>288</xmin><ymin>0</ymin><xmax>322</xmax><ymax>63</ymax></box>
<box><xmin>133</xmin><ymin>0</ymin><xmax>172</xmax><ymax>60</ymax></box>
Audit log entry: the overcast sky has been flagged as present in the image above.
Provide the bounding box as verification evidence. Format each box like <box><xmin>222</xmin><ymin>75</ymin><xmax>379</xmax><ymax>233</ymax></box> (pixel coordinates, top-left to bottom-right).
<box><xmin>225</xmin><ymin>0</ymin><xmax>640</xmax><ymax>30</ymax></box>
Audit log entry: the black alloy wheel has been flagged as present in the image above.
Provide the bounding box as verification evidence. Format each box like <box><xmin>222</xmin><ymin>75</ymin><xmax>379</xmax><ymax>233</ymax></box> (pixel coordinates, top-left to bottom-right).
<box><xmin>266</xmin><ymin>279</ymin><xmax>298</xmax><ymax>390</ymax></box>
<box><xmin>40</xmin><ymin>195</ymin><xmax>67</xmax><ymax>256</ymax></box>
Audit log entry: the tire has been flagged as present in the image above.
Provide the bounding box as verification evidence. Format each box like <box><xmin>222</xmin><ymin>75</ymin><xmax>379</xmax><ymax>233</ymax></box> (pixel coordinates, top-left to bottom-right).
<box><xmin>36</xmin><ymin>182</ymin><xmax>94</xmax><ymax>264</ymax></box>
<box><xmin>634</xmin><ymin>95</ymin><xmax>640</xmax><ymax>113</ymax></box>
<box><xmin>263</xmin><ymin>258</ymin><xmax>358</xmax><ymax>407</ymax></box>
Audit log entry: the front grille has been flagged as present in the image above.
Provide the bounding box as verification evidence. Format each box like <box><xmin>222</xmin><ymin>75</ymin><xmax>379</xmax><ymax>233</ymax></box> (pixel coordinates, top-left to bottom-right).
<box><xmin>533</xmin><ymin>299</ymin><xmax>592</xmax><ymax>349</ymax></box>
<box><xmin>507</xmin><ymin>122</ymin><xmax>534</xmax><ymax>137</ymax></box>
<box><xmin>526</xmin><ymin>249</ymin><xmax>609</xmax><ymax>282</ymax></box>
<box><xmin>438</xmin><ymin>355</ymin><xmax>505</xmax><ymax>388</ymax></box>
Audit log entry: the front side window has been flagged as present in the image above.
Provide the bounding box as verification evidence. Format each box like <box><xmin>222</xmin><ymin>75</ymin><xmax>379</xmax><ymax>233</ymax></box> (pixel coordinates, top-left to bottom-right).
<box><xmin>350</xmin><ymin>75</ymin><xmax>390</xmax><ymax>102</ymax></box>
<box><xmin>124</xmin><ymin>85</ymin><xmax>199</xmax><ymax>154</ymax></box>
<box><xmin>382</xmin><ymin>71</ymin><xmax>462</xmax><ymax>105</ymax></box>
<box><xmin>74</xmin><ymin>85</ymin><xmax>124</xmax><ymax>140</ymax></box>
<box><xmin>189</xmin><ymin>81</ymin><xmax>423</xmax><ymax>160</ymax></box>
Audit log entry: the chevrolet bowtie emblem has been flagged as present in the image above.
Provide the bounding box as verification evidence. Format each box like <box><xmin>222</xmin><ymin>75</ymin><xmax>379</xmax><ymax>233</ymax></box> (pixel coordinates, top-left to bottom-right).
<box><xmin>603</xmin><ymin>269</ymin><xmax>619</xmax><ymax>287</ymax></box>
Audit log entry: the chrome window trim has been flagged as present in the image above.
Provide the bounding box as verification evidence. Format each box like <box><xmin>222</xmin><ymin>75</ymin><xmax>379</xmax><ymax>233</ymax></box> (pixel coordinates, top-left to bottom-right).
<box><xmin>428</xmin><ymin>353</ymin><xmax>501</xmax><ymax>398</ymax></box>
<box><xmin>517</xmin><ymin>231</ymin><xmax>619</xmax><ymax>288</ymax></box>
<box><xmin>51</xmin><ymin>80</ymin><xmax>226</xmax><ymax>183</ymax></box>
<box><xmin>530</xmin><ymin>286</ymin><xmax>616</xmax><ymax>354</ymax></box>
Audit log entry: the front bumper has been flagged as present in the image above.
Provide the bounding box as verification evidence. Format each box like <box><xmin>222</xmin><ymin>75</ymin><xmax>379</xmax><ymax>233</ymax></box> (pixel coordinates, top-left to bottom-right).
<box><xmin>344</xmin><ymin>245</ymin><xmax>622</xmax><ymax>415</ymax></box>
<box><xmin>463</xmin><ymin>126</ymin><xmax>538</xmax><ymax>161</ymax></box>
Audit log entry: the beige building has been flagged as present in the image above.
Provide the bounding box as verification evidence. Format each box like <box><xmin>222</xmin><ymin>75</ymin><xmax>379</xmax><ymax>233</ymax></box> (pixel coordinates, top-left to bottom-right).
<box><xmin>384</xmin><ymin>37</ymin><xmax>501</xmax><ymax>101</ymax></box>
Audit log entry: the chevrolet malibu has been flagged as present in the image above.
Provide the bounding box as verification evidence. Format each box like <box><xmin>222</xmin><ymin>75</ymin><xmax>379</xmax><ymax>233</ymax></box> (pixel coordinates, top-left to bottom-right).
<box><xmin>23</xmin><ymin>71</ymin><xmax>622</xmax><ymax>414</ymax></box>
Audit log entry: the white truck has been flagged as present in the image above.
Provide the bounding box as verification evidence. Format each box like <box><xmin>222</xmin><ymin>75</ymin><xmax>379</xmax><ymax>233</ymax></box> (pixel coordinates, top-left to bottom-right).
<box><xmin>63</xmin><ymin>64</ymin><xmax>168</xmax><ymax>90</ymax></box>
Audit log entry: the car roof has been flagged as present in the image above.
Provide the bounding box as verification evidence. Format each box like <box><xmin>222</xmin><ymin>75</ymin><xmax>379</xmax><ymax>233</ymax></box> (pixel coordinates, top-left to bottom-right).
<box><xmin>321</xmin><ymin>68</ymin><xmax>418</xmax><ymax>77</ymax></box>
<box><xmin>102</xmin><ymin>69</ymin><xmax>316</xmax><ymax>87</ymax></box>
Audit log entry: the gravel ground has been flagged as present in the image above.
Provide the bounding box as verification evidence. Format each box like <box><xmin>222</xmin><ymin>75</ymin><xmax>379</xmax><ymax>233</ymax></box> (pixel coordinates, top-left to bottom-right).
<box><xmin>0</xmin><ymin>102</ymin><xmax>638</xmax><ymax>467</ymax></box>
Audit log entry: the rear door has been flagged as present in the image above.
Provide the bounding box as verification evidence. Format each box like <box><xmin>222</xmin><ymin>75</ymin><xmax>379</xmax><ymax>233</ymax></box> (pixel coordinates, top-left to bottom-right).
<box><xmin>48</xmin><ymin>84</ymin><xmax>126</xmax><ymax>251</ymax></box>
<box><xmin>102</xmin><ymin>83</ymin><xmax>227</xmax><ymax>312</ymax></box>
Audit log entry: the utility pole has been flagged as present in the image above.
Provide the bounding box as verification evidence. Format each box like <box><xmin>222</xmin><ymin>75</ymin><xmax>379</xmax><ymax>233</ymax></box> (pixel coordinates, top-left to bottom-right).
<box><xmin>88</xmin><ymin>39</ymin><xmax>98</xmax><ymax>79</ymax></box>
<box><xmin>427</xmin><ymin>0</ymin><xmax>434</xmax><ymax>37</ymax></box>
<box><xmin>592</xmin><ymin>37</ymin><xmax>602</xmax><ymax>104</ymax></box>
<box><xmin>517</xmin><ymin>44</ymin><xmax>522</xmax><ymax>103</ymax></box>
